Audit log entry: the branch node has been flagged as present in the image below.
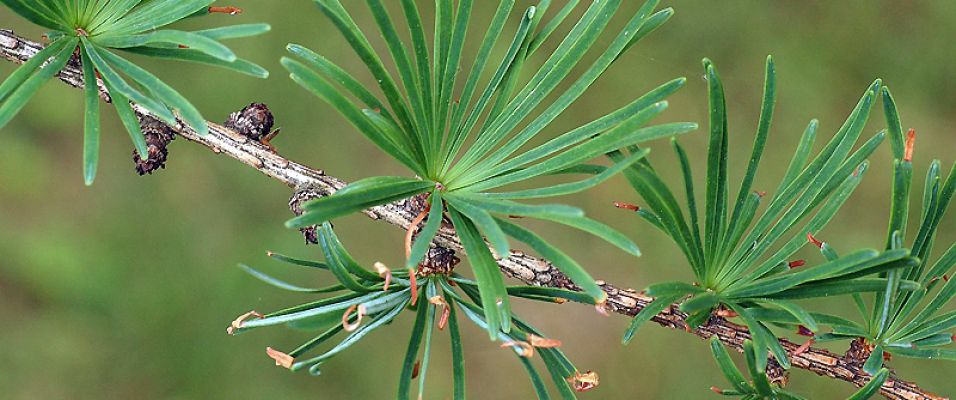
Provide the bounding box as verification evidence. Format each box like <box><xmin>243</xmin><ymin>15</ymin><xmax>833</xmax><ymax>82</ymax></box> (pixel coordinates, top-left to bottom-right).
<box><xmin>289</xmin><ymin>186</ymin><xmax>323</xmax><ymax>244</ymax></box>
<box><xmin>134</xmin><ymin>114</ymin><xmax>177</xmax><ymax>175</ymax></box>
<box><xmin>225</xmin><ymin>103</ymin><xmax>277</xmax><ymax>151</ymax></box>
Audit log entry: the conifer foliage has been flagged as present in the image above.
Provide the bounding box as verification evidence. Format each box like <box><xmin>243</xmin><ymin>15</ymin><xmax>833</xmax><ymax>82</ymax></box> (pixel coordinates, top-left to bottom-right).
<box><xmin>283</xmin><ymin>0</ymin><xmax>694</xmax><ymax>340</ymax></box>
<box><xmin>0</xmin><ymin>0</ymin><xmax>269</xmax><ymax>184</ymax></box>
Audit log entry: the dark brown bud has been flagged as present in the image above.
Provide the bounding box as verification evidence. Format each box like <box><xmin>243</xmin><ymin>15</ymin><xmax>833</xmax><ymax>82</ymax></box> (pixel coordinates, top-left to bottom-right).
<box><xmin>417</xmin><ymin>246</ymin><xmax>460</xmax><ymax>276</ymax></box>
<box><xmin>133</xmin><ymin>114</ymin><xmax>176</xmax><ymax>175</ymax></box>
<box><xmin>225</xmin><ymin>103</ymin><xmax>275</xmax><ymax>142</ymax></box>
<box><xmin>68</xmin><ymin>45</ymin><xmax>82</xmax><ymax>69</ymax></box>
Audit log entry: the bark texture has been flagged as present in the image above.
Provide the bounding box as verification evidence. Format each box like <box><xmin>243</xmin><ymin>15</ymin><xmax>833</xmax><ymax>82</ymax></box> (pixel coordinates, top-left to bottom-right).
<box><xmin>0</xmin><ymin>29</ymin><xmax>947</xmax><ymax>400</ymax></box>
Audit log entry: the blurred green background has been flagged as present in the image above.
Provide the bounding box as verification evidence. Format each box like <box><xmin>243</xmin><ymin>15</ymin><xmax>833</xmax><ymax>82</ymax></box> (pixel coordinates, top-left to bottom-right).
<box><xmin>2</xmin><ymin>1</ymin><xmax>955</xmax><ymax>399</ymax></box>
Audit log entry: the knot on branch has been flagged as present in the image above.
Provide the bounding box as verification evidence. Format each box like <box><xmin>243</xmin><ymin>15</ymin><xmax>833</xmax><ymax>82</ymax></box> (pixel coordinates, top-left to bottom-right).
<box><xmin>67</xmin><ymin>46</ymin><xmax>82</xmax><ymax>70</ymax></box>
<box><xmin>133</xmin><ymin>114</ymin><xmax>176</xmax><ymax>175</ymax></box>
<box><xmin>289</xmin><ymin>186</ymin><xmax>322</xmax><ymax>244</ymax></box>
<box><xmin>766</xmin><ymin>358</ymin><xmax>790</xmax><ymax>387</ymax></box>
<box><xmin>401</xmin><ymin>192</ymin><xmax>459</xmax><ymax>276</ymax></box>
<box><xmin>417</xmin><ymin>246</ymin><xmax>460</xmax><ymax>277</ymax></box>
<box><xmin>844</xmin><ymin>337</ymin><xmax>889</xmax><ymax>367</ymax></box>
<box><xmin>404</xmin><ymin>192</ymin><xmax>430</xmax><ymax>215</ymax></box>
<box><xmin>225</xmin><ymin>103</ymin><xmax>279</xmax><ymax>150</ymax></box>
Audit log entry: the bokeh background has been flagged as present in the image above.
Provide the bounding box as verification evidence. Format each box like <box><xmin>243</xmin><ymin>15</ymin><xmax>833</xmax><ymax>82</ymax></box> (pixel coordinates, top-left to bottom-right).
<box><xmin>2</xmin><ymin>1</ymin><xmax>955</xmax><ymax>399</ymax></box>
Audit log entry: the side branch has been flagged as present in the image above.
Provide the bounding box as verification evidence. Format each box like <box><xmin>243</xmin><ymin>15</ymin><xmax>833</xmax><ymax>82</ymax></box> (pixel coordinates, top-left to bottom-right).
<box><xmin>0</xmin><ymin>29</ymin><xmax>945</xmax><ymax>400</ymax></box>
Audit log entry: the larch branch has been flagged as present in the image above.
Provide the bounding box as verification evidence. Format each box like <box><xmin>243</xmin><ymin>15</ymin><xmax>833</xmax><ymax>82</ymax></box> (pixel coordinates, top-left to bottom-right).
<box><xmin>0</xmin><ymin>29</ymin><xmax>946</xmax><ymax>400</ymax></box>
